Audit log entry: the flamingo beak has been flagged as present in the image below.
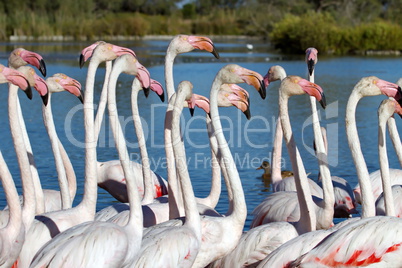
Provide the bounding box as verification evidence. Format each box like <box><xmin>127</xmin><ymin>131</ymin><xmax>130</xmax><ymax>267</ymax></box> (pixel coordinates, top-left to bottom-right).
<box><xmin>319</xmin><ymin>92</ymin><xmax>326</xmax><ymax>109</ymax></box>
<box><xmin>24</xmin><ymin>85</ymin><xmax>33</xmax><ymax>100</ymax></box>
<box><xmin>189</xmin><ymin>107</ymin><xmax>195</xmax><ymax>117</ymax></box>
<box><xmin>78</xmin><ymin>90</ymin><xmax>84</xmax><ymax>104</ymax></box>
<box><xmin>307</xmin><ymin>59</ymin><xmax>315</xmax><ymax>76</ymax></box>
<box><xmin>79</xmin><ymin>54</ymin><xmax>85</xmax><ymax>69</ymax></box>
<box><xmin>39</xmin><ymin>59</ymin><xmax>46</xmax><ymax>77</ymax></box>
<box><xmin>41</xmin><ymin>92</ymin><xmax>49</xmax><ymax>106</ymax></box>
<box><xmin>143</xmin><ymin>87</ymin><xmax>150</xmax><ymax>98</ymax></box>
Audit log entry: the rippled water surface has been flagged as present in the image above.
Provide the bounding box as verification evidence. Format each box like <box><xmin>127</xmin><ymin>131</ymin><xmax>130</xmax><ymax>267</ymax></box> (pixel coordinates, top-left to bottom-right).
<box><xmin>0</xmin><ymin>38</ymin><xmax>401</xmax><ymax>230</ymax></box>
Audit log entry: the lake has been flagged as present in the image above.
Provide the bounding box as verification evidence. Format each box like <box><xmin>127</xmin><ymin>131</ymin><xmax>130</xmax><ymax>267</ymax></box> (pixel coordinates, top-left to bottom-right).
<box><xmin>0</xmin><ymin>37</ymin><xmax>401</xmax><ymax>231</ymax></box>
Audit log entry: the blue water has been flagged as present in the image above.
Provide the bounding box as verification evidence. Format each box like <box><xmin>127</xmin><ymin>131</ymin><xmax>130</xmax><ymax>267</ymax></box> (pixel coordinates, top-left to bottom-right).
<box><xmin>0</xmin><ymin>38</ymin><xmax>401</xmax><ymax>230</ymax></box>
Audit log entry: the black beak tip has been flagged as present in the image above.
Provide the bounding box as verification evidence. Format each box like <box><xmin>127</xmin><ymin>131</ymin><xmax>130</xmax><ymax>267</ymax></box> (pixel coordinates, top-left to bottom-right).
<box><xmin>143</xmin><ymin>87</ymin><xmax>150</xmax><ymax>98</ymax></box>
<box><xmin>189</xmin><ymin>107</ymin><xmax>195</xmax><ymax>117</ymax></box>
<box><xmin>79</xmin><ymin>54</ymin><xmax>85</xmax><ymax>69</ymax></box>
<box><xmin>396</xmin><ymin>87</ymin><xmax>402</xmax><ymax>107</ymax></box>
<box><xmin>40</xmin><ymin>59</ymin><xmax>47</xmax><ymax>77</ymax></box>
<box><xmin>244</xmin><ymin>108</ymin><xmax>251</xmax><ymax>120</ymax></box>
<box><xmin>78</xmin><ymin>94</ymin><xmax>84</xmax><ymax>104</ymax></box>
<box><xmin>212</xmin><ymin>46</ymin><xmax>220</xmax><ymax>59</ymax></box>
<box><xmin>41</xmin><ymin>92</ymin><xmax>49</xmax><ymax>106</ymax></box>
<box><xmin>158</xmin><ymin>92</ymin><xmax>165</xmax><ymax>102</ymax></box>
<box><xmin>259</xmin><ymin>80</ymin><xmax>266</xmax><ymax>100</ymax></box>
<box><xmin>320</xmin><ymin>92</ymin><xmax>327</xmax><ymax>109</ymax></box>
<box><xmin>308</xmin><ymin>59</ymin><xmax>315</xmax><ymax>76</ymax></box>
<box><xmin>24</xmin><ymin>85</ymin><xmax>33</xmax><ymax>100</ymax></box>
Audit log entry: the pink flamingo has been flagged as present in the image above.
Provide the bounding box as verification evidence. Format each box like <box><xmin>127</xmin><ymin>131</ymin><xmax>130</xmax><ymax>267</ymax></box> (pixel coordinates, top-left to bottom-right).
<box><xmin>210</xmin><ymin>74</ymin><xmax>326</xmax><ymax>267</ymax></box>
<box><xmin>347</xmin><ymin>77</ymin><xmax>402</xmax><ymax>217</ymax></box>
<box><xmin>30</xmin><ymin>53</ymin><xmax>149</xmax><ymax>268</ymax></box>
<box><xmin>0</xmin><ymin>66</ymin><xmax>32</xmax><ymax>268</ymax></box>
<box><xmin>133</xmin><ymin>81</ymin><xmax>203</xmax><ymax>267</ymax></box>
<box><xmin>375</xmin><ymin>98</ymin><xmax>402</xmax><ymax>217</ymax></box>
<box><xmin>16</xmin><ymin>42</ymin><xmax>134</xmax><ymax>267</ymax></box>
<box><xmin>251</xmin><ymin>65</ymin><xmax>334</xmax><ymax>230</ymax></box>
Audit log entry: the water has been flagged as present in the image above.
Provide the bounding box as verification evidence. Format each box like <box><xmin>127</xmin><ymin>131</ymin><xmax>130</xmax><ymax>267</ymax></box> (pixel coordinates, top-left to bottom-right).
<box><xmin>0</xmin><ymin>38</ymin><xmax>401</xmax><ymax>231</ymax></box>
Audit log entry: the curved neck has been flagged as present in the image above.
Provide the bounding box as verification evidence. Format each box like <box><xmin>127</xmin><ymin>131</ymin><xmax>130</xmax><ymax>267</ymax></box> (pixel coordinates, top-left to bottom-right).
<box><xmin>165</xmin><ymin>51</ymin><xmax>176</xmax><ymax>101</ymax></box>
<box><xmin>94</xmin><ymin>60</ymin><xmax>112</xmax><ymax>143</ymax></box>
<box><xmin>16</xmin><ymin>96</ymin><xmax>44</xmax><ymax>214</ymax></box>
<box><xmin>131</xmin><ymin>80</ymin><xmax>154</xmax><ymax>205</ymax></box>
<box><xmin>8</xmin><ymin>84</ymin><xmax>36</xmax><ymax>230</ymax></box>
<box><xmin>77</xmin><ymin>58</ymin><xmax>99</xmax><ymax>217</ymax></box>
<box><xmin>387</xmin><ymin>117</ymin><xmax>402</xmax><ymax>167</ymax></box>
<box><xmin>309</xmin><ymin>96</ymin><xmax>334</xmax><ymax>228</ymax></box>
<box><xmin>107</xmin><ymin>65</ymin><xmax>143</xmax><ymax>229</ymax></box>
<box><xmin>197</xmin><ymin>116</ymin><xmax>222</xmax><ymax>209</ymax></box>
<box><xmin>171</xmin><ymin>90</ymin><xmax>201</xmax><ymax>237</ymax></box>
<box><xmin>279</xmin><ymin>90</ymin><xmax>316</xmax><ymax>233</ymax></box>
<box><xmin>345</xmin><ymin>90</ymin><xmax>375</xmax><ymax>217</ymax></box>
<box><xmin>210</xmin><ymin>79</ymin><xmax>246</xmax><ymax>223</ymax></box>
<box><xmin>378</xmin><ymin>112</ymin><xmax>395</xmax><ymax>216</ymax></box>
<box><xmin>42</xmin><ymin>93</ymin><xmax>71</xmax><ymax>209</ymax></box>
<box><xmin>0</xmin><ymin>151</ymin><xmax>22</xmax><ymax>239</ymax></box>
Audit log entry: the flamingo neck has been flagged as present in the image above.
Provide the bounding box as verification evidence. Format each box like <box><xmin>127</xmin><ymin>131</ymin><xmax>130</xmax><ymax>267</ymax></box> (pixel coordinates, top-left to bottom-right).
<box><xmin>8</xmin><ymin>84</ymin><xmax>36</xmax><ymax>230</ymax></box>
<box><xmin>196</xmin><ymin>116</ymin><xmax>222</xmax><ymax>209</ymax></box>
<box><xmin>165</xmin><ymin>51</ymin><xmax>176</xmax><ymax>101</ymax></box>
<box><xmin>77</xmin><ymin>58</ymin><xmax>99</xmax><ymax>218</ymax></box>
<box><xmin>271</xmin><ymin>115</ymin><xmax>284</xmax><ymax>184</ymax></box>
<box><xmin>57</xmin><ymin>139</ymin><xmax>77</xmax><ymax>203</ymax></box>
<box><xmin>0</xmin><ymin>151</ymin><xmax>23</xmax><ymax>239</ymax></box>
<box><xmin>345</xmin><ymin>90</ymin><xmax>375</xmax><ymax>217</ymax></box>
<box><xmin>16</xmin><ymin>96</ymin><xmax>45</xmax><ymax>214</ymax></box>
<box><xmin>42</xmin><ymin>93</ymin><xmax>71</xmax><ymax>209</ymax></box>
<box><xmin>309</xmin><ymin>95</ymin><xmax>334</xmax><ymax>228</ymax></box>
<box><xmin>94</xmin><ymin>60</ymin><xmax>112</xmax><ymax>143</ymax></box>
<box><xmin>387</xmin><ymin>117</ymin><xmax>402</xmax><ymax>166</ymax></box>
<box><xmin>210</xmin><ymin>78</ymin><xmax>246</xmax><ymax>223</ymax></box>
<box><xmin>131</xmin><ymin>80</ymin><xmax>154</xmax><ymax>205</ymax></box>
<box><xmin>171</xmin><ymin>90</ymin><xmax>201</xmax><ymax>238</ymax></box>
<box><xmin>279</xmin><ymin>90</ymin><xmax>316</xmax><ymax>233</ymax></box>
<box><xmin>107</xmin><ymin>63</ymin><xmax>143</xmax><ymax>229</ymax></box>
<box><xmin>378</xmin><ymin>109</ymin><xmax>395</xmax><ymax>216</ymax></box>
<box><xmin>164</xmin><ymin>94</ymin><xmax>183</xmax><ymax>219</ymax></box>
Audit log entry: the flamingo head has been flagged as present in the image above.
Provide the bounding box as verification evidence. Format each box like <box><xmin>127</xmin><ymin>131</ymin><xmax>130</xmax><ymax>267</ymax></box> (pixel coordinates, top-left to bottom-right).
<box><xmin>18</xmin><ymin>66</ymin><xmax>50</xmax><ymax>105</ymax></box>
<box><xmin>79</xmin><ymin>41</ymin><xmax>136</xmax><ymax>67</ymax></box>
<box><xmin>305</xmin><ymin>47</ymin><xmax>318</xmax><ymax>76</ymax></box>
<box><xmin>222</xmin><ymin>84</ymin><xmax>251</xmax><ymax>120</ymax></box>
<box><xmin>48</xmin><ymin>73</ymin><xmax>83</xmax><ymax>103</ymax></box>
<box><xmin>227</xmin><ymin>64</ymin><xmax>266</xmax><ymax>100</ymax></box>
<box><xmin>263</xmin><ymin>65</ymin><xmax>287</xmax><ymax>87</ymax></box>
<box><xmin>9</xmin><ymin>48</ymin><xmax>47</xmax><ymax>77</ymax></box>
<box><xmin>134</xmin><ymin>60</ymin><xmax>151</xmax><ymax>95</ymax></box>
<box><xmin>187</xmin><ymin>35</ymin><xmax>220</xmax><ymax>59</ymax></box>
<box><xmin>373</xmin><ymin>78</ymin><xmax>402</xmax><ymax>106</ymax></box>
<box><xmin>0</xmin><ymin>65</ymin><xmax>32</xmax><ymax>100</ymax></box>
<box><xmin>287</xmin><ymin>76</ymin><xmax>326</xmax><ymax>109</ymax></box>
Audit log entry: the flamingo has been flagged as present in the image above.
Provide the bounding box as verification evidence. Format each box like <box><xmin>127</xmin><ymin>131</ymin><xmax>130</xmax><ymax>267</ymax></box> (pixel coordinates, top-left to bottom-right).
<box><xmin>29</xmin><ymin>52</ymin><xmax>149</xmax><ymax>268</ymax></box>
<box><xmin>261</xmin><ymin>65</ymin><xmax>323</xmax><ymax>196</ymax></box>
<box><xmin>139</xmin><ymin>64</ymin><xmax>265</xmax><ymax>267</ymax></box>
<box><xmin>0</xmin><ymin>66</ymin><xmax>32</xmax><ymax>268</ymax></box>
<box><xmin>7</xmin><ymin>48</ymin><xmax>51</xmax><ymax>215</ymax></box>
<box><xmin>251</xmin><ymin>65</ymin><xmax>334</xmax><ymax>229</ymax></box>
<box><xmin>132</xmin><ymin>81</ymin><xmax>203</xmax><ymax>267</ymax></box>
<box><xmin>80</xmin><ymin>41</ymin><xmax>169</xmax><ymax>203</ymax></box>
<box><xmin>210</xmin><ymin>74</ymin><xmax>326</xmax><ymax>267</ymax></box>
<box><xmin>16</xmin><ymin>42</ymin><xmax>136</xmax><ymax>268</ymax></box>
<box><xmin>375</xmin><ymin>98</ymin><xmax>402</xmax><ymax>217</ymax></box>
<box><xmin>347</xmin><ymin>77</ymin><xmax>402</xmax><ymax>217</ymax></box>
